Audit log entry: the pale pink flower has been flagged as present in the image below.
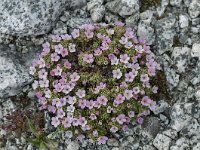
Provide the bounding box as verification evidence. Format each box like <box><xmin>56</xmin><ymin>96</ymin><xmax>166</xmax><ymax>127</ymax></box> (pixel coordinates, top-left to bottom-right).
<box><xmin>112</xmin><ymin>69</ymin><xmax>122</xmax><ymax>79</ymax></box>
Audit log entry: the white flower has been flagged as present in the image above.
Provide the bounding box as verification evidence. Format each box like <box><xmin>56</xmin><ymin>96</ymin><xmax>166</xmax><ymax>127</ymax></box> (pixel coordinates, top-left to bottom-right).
<box><xmin>111</xmin><ymin>57</ymin><xmax>119</xmax><ymax>65</ymax></box>
<box><xmin>68</xmin><ymin>43</ymin><xmax>76</xmax><ymax>52</ymax></box>
<box><xmin>67</xmin><ymin>105</ymin><xmax>75</xmax><ymax>113</ymax></box>
<box><xmin>29</xmin><ymin>67</ymin><xmax>36</xmax><ymax>75</ymax></box>
<box><xmin>124</xmin><ymin>90</ymin><xmax>133</xmax><ymax>100</ymax></box>
<box><xmin>112</xmin><ymin>69</ymin><xmax>122</xmax><ymax>79</ymax></box>
<box><xmin>32</xmin><ymin>80</ymin><xmax>38</xmax><ymax>90</ymax></box>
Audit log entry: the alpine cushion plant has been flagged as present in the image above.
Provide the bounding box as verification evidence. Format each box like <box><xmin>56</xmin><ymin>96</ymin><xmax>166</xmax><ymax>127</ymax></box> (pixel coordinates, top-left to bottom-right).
<box><xmin>30</xmin><ymin>22</ymin><xmax>161</xmax><ymax>144</ymax></box>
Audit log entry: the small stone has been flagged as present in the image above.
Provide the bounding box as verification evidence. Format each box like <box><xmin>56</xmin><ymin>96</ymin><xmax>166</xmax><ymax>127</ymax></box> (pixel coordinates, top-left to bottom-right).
<box><xmin>162</xmin><ymin>129</ymin><xmax>178</xmax><ymax>139</ymax></box>
<box><xmin>105</xmin><ymin>12</ymin><xmax>119</xmax><ymax>24</ymax></box>
<box><xmin>193</xmin><ymin>143</ymin><xmax>200</xmax><ymax>150</ymax></box>
<box><xmin>153</xmin><ymin>134</ymin><xmax>172</xmax><ymax>150</ymax></box>
<box><xmin>106</xmin><ymin>0</ymin><xmax>139</xmax><ymax>18</ymax></box>
<box><xmin>195</xmin><ymin>90</ymin><xmax>200</xmax><ymax>101</ymax></box>
<box><xmin>188</xmin><ymin>0</ymin><xmax>200</xmax><ymax>18</ymax></box>
<box><xmin>67</xmin><ymin>141</ymin><xmax>79</xmax><ymax>150</ymax></box>
<box><xmin>170</xmin><ymin>104</ymin><xmax>193</xmax><ymax>132</ymax></box>
<box><xmin>179</xmin><ymin>15</ymin><xmax>189</xmax><ymax>28</ymax></box>
<box><xmin>191</xmin><ymin>43</ymin><xmax>200</xmax><ymax>58</ymax></box>
<box><xmin>153</xmin><ymin>100</ymin><xmax>169</xmax><ymax>115</ymax></box>
<box><xmin>67</xmin><ymin>17</ymin><xmax>93</xmax><ymax>29</ymax></box>
<box><xmin>170</xmin><ymin>0</ymin><xmax>182</xmax><ymax>6</ymax></box>
<box><xmin>164</xmin><ymin>67</ymin><xmax>180</xmax><ymax>89</ymax></box>
<box><xmin>107</xmin><ymin>138</ymin><xmax>119</xmax><ymax>147</ymax></box>
<box><xmin>159</xmin><ymin>114</ymin><xmax>169</xmax><ymax>124</ymax></box>
<box><xmin>90</xmin><ymin>5</ymin><xmax>105</xmax><ymax>22</ymax></box>
<box><xmin>170</xmin><ymin>137</ymin><xmax>190</xmax><ymax>150</ymax></box>
<box><xmin>171</xmin><ymin>47</ymin><xmax>191</xmax><ymax>73</ymax></box>
<box><xmin>142</xmin><ymin>145</ymin><xmax>156</xmax><ymax>150</ymax></box>
<box><xmin>157</xmin><ymin>0</ymin><xmax>169</xmax><ymax>17</ymax></box>
<box><xmin>125</xmin><ymin>13</ymin><xmax>139</xmax><ymax>31</ymax></box>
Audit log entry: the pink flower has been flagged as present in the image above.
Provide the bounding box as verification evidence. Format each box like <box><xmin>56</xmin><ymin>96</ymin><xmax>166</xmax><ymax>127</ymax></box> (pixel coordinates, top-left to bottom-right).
<box><xmin>140</xmin><ymin>74</ymin><xmax>149</xmax><ymax>82</ymax></box>
<box><xmin>51</xmin><ymin>53</ymin><xmax>60</xmax><ymax>62</ymax></box>
<box><xmin>97</xmin><ymin>96</ymin><xmax>108</xmax><ymax>106</ymax></box>
<box><xmin>67</xmin><ymin>96</ymin><xmax>77</xmax><ymax>105</ymax></box>
<box><xmin>112</xmin><ymin>69</ymin><xmax>122</xmax><ymax>79</ymax></box>
<box><xmin>86</xmin><ymin>100</ymin><xmax>95</xmax><ymax>109</ymax></box>
<box><xmin>141</xmin><ymin>96</ymin><xmax>152</xmax><ymax>106</ymax></box>
<box><xmin>116</xmin><ymin>114</ymin><xmax>126</xmax><ymax>124</ymax></box>
<box><xmin>77</xmin><ymin>134</ymin><xmax>85</xmax><ymax>142</ymax></box>
<box><xmin>70</xmin><ymin>72</ymin><xmax>80</xmax><ymax>82</ymax></box>
<box><xmin>94</xmin><ymin>48</ymin><xmax>102</xmax><ymax>56</ymax></box>
<box><xmin>54</xmin><ymin>44</ymin><xmax>63</xmax><ymax>54</ymax></box>
<box><xmin>133</xmin><ymin>86</ymin><xmax>140</xmax><ymax>94</ymax></box>
<box><xmin>83</xmin><ymin>54</ymin><xmax>94</xmax><ymax>63</ymax></box>
<box><xmin>57</xmin><ymin>108</ymin><xmax>65</xmax><ymax>118</ymax></box>
<box><xmin>120</xmin><ymin>54</ymin><xmax>130</xmax><ymax>64</ymax></box>
<box><xmin>51</xmin><ymin>117</ymin><xmax>60</xmax><ymax>127</ymax></box>
<box><xmin>54</xmin><ymin>83</ymin><xmax>63</xmax><ymax>92</ymax></box>
<box><xmin>64</xmin><ymin>60</ymin><xmax>72</xmax><ymax>69</ymax></box>
<box><xmin>125</xmin><ymin>72</ymin><xmax>135</xmax><ymax>82</ymax></box>
<box><xmin>128</xmin><ymin>111</ymin><xmax>135</xmax><ymax>118</ymax></box>
<box><xmin>48</xmin><ymin>105</ymin><xmax>56</xmax><ymax>113</ymax></box>
<box><xmin>110</xmin><ymin>126</ymin><xmax>118</xmax><ymax>133</ymax></box>
<box><xmin>76</xmin><ymin>89</ymin><xmax>86</xmax><ymax>98</ymax></box>
<box><xmin>106</xmin><ymin>29</ymin><xmax>114</xmax><ymax>35</ymax></box>
<box><xmin>32</xmin><ymin>80</ymin><xmax>38</xmax><ymax>90</ymax></box>
<box><xmin>148</xmin><ymin>68</ymin><xmax>156</xmax><ymax>76</ymax></box>
<box><xmin>62</xmin><ymin>117</ymin><xmax>73</xmax><ymax>128</ymax></box>
<box><xmin>39</xmin><ymin>79</ymin><xmax>49</xmax><ymax>88</ymax></box>
<box><xmin>152</xmin><ymin>86</ymin><xmax>158</xmax><ymax>93</ymax></box>
<box><xmin>124</xmin><ymin>89</ymin><xmax>133</xmax><ymax>100</ymax></box>
<box><xmin>67</xmin><ymin>105</ymin><xmax>75</xmax><ymax>113</ymax></box>
<box><xmin>89</xmin><ymin>114</ymin><xmax>97</xmax><ymax>120</ymax></box>
<box><xmin>122</xmin><ymin>125</ymin><xmax>129</xmax><ymax>132</ymax></box>
<box><xmin>120</xmin><ymin>82</ymin><xmax>128</xmax><ymax>89</ymax></box>
<box><xmin>114</xmin><ymin>94</ymin><xmax>125</xmax><ymax>105</ymax></box>
<box><xmin>93</xmin><ymin>130</ymin><xmax>98</xmax><ymax>137</ymax></box>
<box><xmin>60</xmin><ymin>48</ymin><xmax>68</xmax><ymax>57</ymax></box>
<box><xmin>85</xmin><ymin>30</ymin><xmax>94</xmax><ymax>39</ymax></box>
<box><xmin>78</xmin><ymin>99</ymin><xmax>87</xmax><ymax>109</ymax></box>
<box><xmin>115</xmin><ymin>21</ymin><xmax>124</xmax><ymax>26</ymax></box>
<box><xmin>37</xmin><ymin>58</ymin><xmax>46</xmax><ymax>68</ymax></box>
<box><xmin>78</xmin><ymin>117</ymin><xmax>87</xmax><ymax>127</ymax></box>
<box><xmin>125</xmin><ymin>41</ymin><xmax>133</xmax><ymax>49</ymax></box>
<box><xmin>137</xmin><ymin>117</ymin><xmax>144</xmax><ymax>124</ymax></box>
<box><xmin>51</xmin><ymin>35</ymin><xmax>61</xmax><ymax>42</ymax></box>
<box><xmin>101</xmin><ymin>42</ymin><xmax>109</xmax><ymax>51</ymax></box>
<box><xmin>61</xmin><ymin>34</ymin><xmax>72</xmax><ymax>40</ymax></box>
<box><xmin>71</xmin><ymin>29</ymin><xmax>80</xmax><ymax>39</ymax></box>
<box><xmin>107</xmin><ymin>106</ymin><xmax>113</xmax><ymax>113</ymax></box>
<box><xmin>111</xmin><ymin>56</ymin><xmax>119</xmax><ymax>65</ymax></box>
<box><xmin>119</xmin><ymin>36</ymin><xmax>128</xmax><ymax>45</ymax></box>
<box><xmin>97</xmin><ymin>136</ymin><xmax>108</xmax><ymax>145</ymax></box>
<box><xmin>72</xmin><ymin>118</ymin><xmax>79</xmax><ymax>126</ymax></box>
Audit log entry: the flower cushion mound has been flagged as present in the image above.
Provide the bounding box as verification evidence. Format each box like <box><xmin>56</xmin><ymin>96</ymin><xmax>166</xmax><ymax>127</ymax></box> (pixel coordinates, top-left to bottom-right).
<box><xmin>30</xmin><ymin>22</ymin><xmax>161</xmax><ymax>144</ymax></box>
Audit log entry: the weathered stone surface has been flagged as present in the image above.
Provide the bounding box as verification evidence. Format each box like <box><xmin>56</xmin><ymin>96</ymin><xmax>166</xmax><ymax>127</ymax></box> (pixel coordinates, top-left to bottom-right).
<box><xmin>155</xmin><ymin>16</ymin><xmax>176</xmax><ymax>54</ymax></box>
<box><xmin>157</xmin><ymin>0</ymin><xmax>169</xmax><ymax>17</ymax></box>
<box><xmin>170</xmin><ymin>0</ymin><xmax>182</xmax><ymax>6</ymax></box>
<box><xmin>179</xmin><ymin>14</ymin><xmax>189</xmax><ymax>28</ymax></box>
<box><xmin>191</xmin><ymin>43</ymin><xmax>200</xmax><ymax>58</ymax></box>
<box><xmin>171</xmin><ymin>47</ymin><xmax>191</xmax><ymax>73</ymax></box>
<box><xmin>188</xmin><ymin>0</ymin><xmax>200</xmax><ymax>18</ymax></box>
<box><xmin>153</xmin><ymin>134</ymin><xmax>172</xmax><ymax>150</ymax></box>
<box><xmin>67</xmin><ymin>17</ymin><xmax>93</xmax><ymax>29</ymax></box>
<box><xmin>0</xmin><ymin>45</ymin><xmax>38</xmax><ymax>99</ymax></box>
<box><xmin>170</xmin><ymin>137</ymin><xmax>190</xmax><ymax>150</ymax></box>
<box><xmin>0</xmin><ymin>0</ymin><xmax>70</xmax><ymax>36</ymax></box>
<box><xmin>106</xmin><ymin>0</ymin><xmax>139</xmax><ymax>18</ymax></box>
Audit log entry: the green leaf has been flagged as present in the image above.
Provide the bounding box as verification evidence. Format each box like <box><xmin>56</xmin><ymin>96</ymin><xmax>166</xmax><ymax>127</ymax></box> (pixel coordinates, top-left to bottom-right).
<box><xmin>39</xmin><ymin>142</ymin><xmax>47</xmax><ymax>150</ymax></box>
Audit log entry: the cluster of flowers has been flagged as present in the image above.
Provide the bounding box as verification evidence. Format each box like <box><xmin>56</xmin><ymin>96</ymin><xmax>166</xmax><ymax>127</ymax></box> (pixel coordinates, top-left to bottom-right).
<box><xmin>30</xmin><ymin>22</ymin><xmax>161</xmax><ymax>145</ymax></box>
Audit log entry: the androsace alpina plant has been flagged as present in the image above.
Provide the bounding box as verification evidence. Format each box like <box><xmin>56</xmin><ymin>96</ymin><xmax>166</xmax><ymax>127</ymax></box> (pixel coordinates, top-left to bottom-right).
<box><xmin>30</xmin><ymin>22</ymin><xmax>161</xmax><ymax>144</ymax></box>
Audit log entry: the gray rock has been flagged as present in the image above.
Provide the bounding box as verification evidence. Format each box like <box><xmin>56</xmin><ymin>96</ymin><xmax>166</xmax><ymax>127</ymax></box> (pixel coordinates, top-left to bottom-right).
<box><xmin>170</xmin><ymin>103</ymin><xmax>193</xmax><ymax>132</ymax></box>
<box><xmin>179</xmin><ymin>15</ymin><xmax>189</xmax><ymax>28</ymax></box>
<box><xmin>171</xmin><ymin>47</ymin><xmax>191</xmax><ymax>73</ymax></box>
<box><xmin>107</xmin><ymin>138</ymin><xmax>119</xmax><ymax>147</ymax></box>
<box><xmin>0</xmin><ymin>0</ymin><xmax>70</xmax><ymax>36</ymax></box>
<box><xmin>0</xmin><ymin>45</ymin><xmax>38</xmax><ymax>98</ymax></box>
<box><xmin>157</xmin><ymin>0</ymin><xmax>169</xmax><ymax>17</ymax></box>
<box><xmin>153</xmin><ymin>100</ymin><xmax>169</xmax><ymax>115</ymax></box>
<box><xmin>142</xmin><ymin>145</ymin><xmax>156</xmax><ymax>150</ymax></box>
<box><xmin>155</xmin><ymin>16</ymin><xmax>176</xmax><ymax>54</ymax></box>
<box><xmin>191</xmin><ymin>43</ymin><xmax>200</xmax><ymax>58</ymax></box>
<box><xmin>188</xmin><ymin>0</ymin><xmax>200</xmax><ymax>18</ymax></box>
<box><xmin>52</xmin><ymin>21</ymin><xmax>68</xmax><ymax>34</ymax></box>
<box><xmin>162</xmin><ymin>129</ymin><xmax>178</xmax><ymax>139</ymax></box>
<box><xmin>70</xmin><ymin>0</ymin><xmax>87</xmax><ymax>10</ymax></box>
<box><xmin>90</xmin><ymin>5</ymin><xmax>105</xmax><ymax>22</ymax></box>
<box><xmin>137</xmin><ymin>21</ymin><xmax>155</xmax><ymax>45</ymax></box>
<box><xmin>193</xmin><ymin>143</ymin><xmax>200</xmax><ymax>150</ymax></box>
<box><xmin>137</xmin><ymin>10</ymin><xmax>155</xmax><ymax>45</ymax></box>
<box><xmin>87</xmin><ymin>0</ymin><xmax>104</xmax><ymax>11</ymax></box>
<box><xmin>126</xmin><ymin>13</ymin><xmax>140</xmax><ymax>31</ymax></box>
<box><xmin>106</xmin><ymin>0</ymin><xmax>139</xmax><ymax>18</ymax></box>
<box><xmin>164</xmin><ymin>67</ymin><xmax>180</xmax><ymax>88</ymax></box>
<box><xmin>170</xmin><ymin>0</ymin><xmax>182</xmax><ymax>6</ymax></box>
<box><xmin>67</xmin><ymin>141</ymin><xmax>79</xmax><ymax>150</ymax></box>
<box><xmin>105</xmin><ymin>12</ymin><xmax>120</xmax><ymax>24</ymax></box>
<box><xmin>170</xmin><ymin>137</ymin><xmax>190</xmax><ymax>150</ymax></box>
<box><xmin>153</xmin><ymin>134</ymin><xmax>172</xmax><ymax>150</ymax></box>
<box><xmin>195</xmin><ymin>90</ymin><xmax>200</xmax><ymax>102</ymax></box>
<box><xmin>67</xmin><ymin>17</ymin><xmax>93</xmax><ymax>29</ymax></box>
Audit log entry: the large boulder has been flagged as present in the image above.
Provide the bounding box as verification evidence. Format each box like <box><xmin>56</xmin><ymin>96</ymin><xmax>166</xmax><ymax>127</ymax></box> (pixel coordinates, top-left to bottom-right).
<box><xmin>0</xmin><ymin>44</ymin><xmax>39</xmax><ymax>99</ymax></box>
<box><xmin>0</xmin><ymin>0</ymin><xmax>70</xmax><ymax>36</ymax></box>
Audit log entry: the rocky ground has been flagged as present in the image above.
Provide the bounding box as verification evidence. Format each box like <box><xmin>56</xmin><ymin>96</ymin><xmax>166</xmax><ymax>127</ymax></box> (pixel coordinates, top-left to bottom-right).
<box><xmin>0</xmin><ymin>0</ymin><xmax>200</xmax><ymax>150</ymax></box>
